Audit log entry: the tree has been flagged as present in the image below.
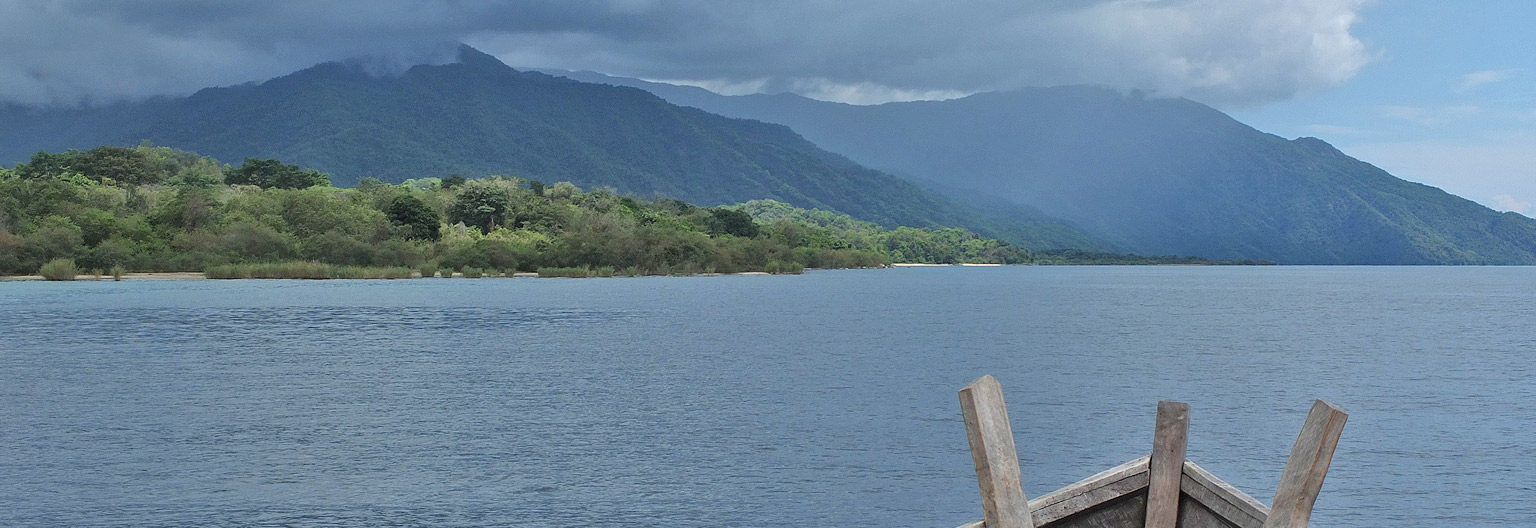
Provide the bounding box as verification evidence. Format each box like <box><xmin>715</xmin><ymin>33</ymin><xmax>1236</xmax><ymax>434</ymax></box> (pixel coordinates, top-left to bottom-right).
<box><xmin>224</xmin><ymin>158</ymin><xmax>330</xmax><ymax>189</ymax></box>
<box><xmin>388</xmin><ymin>194</ymin><xmax>442</xmax><ymax>241</ymax></box>
<box><xmin>706</xmin><ymin>208</ymin><xmax>760</xmax><ymax>238</ymax></box>
<box><xmin>16</xmin><ymin>150</ymin><xmax>79</xmax><ymax>180</ymax></box>
<box><xmin>447</xmin><ymin>181</ymin><xmax>512</xmax><ymax>232</ymax></box>
<box><xmin>440</xmin><ymin>174</ymin><xmax>467</xmax><ymax>189</ymax></box>
<box><xmin>75</xmin><ymin>146</ymin><xmax>157</xmax><ymax>185</ymax></box>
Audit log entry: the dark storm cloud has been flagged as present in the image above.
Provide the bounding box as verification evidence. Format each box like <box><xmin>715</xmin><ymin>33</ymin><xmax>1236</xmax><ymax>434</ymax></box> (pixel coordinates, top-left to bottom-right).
<box><xmin>0</xmin><ymin>0</ymin><xmax>1370</xmax><ymax>107</ymax></box>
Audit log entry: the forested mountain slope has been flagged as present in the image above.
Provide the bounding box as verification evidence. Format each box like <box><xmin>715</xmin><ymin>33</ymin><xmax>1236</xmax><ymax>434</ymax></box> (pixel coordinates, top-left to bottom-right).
<box><xmin>552</xmin><ymin>71</ymin><xmax>1536</xmax><ymax>264</ymax></box>
<box><xmin>0</xmin><ymin>46</ymin><xmax>1107</xmax><ymax>250</ymax></box>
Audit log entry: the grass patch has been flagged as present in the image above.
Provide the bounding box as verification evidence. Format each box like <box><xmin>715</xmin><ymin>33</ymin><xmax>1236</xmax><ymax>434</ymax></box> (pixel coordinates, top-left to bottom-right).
<box><xmin>461</xmin><ymin>267</ymin><xmax>484</xmax><ymax>278</ymax></box>
<box><xmin>38</xmin><ymin>258</ymin><xmax>78</xmax><ymax>281</ymax></box>
<box><xmin>763</xmin><ymin>260</ymin><xmax>805</xmax><ymax>274</ymax></box>
<box><xmin>206</xmin><ymin>261</ymin><xmax>413</xmax><ymax>279</ymax></box>
<box><xmin>538</xmin><ymin>266</ymin><xmax>597</xmax><ymax>278</ymax></box>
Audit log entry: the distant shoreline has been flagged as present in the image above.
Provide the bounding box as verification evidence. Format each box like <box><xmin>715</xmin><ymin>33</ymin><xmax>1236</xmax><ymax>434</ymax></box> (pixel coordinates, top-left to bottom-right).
<box><xmin>0</xmin><ymin>271</ymin><xmax>788</xmax><ymax>281</ymax></box>
<box><xmin>0</xmin><ymin>262</ymin><xmax>1283</xmax><ymax>282</ymax></box>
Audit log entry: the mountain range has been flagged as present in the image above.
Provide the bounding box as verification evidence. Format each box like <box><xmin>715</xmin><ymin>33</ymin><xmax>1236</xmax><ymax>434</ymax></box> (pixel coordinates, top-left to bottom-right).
<box><xmin>5</xmin><ymin>45</ymin><xmax>1536</xmax><ymax>263</ymax></box>
<box><xmin>0</xmin><ymin>46</ymin><xmax>1103</xmax><ymax>251</ymax></box>
<box><xmin>548</xmin><ymin>70</ymin><xmax>1536</xmax><ymax>265</ymax></box>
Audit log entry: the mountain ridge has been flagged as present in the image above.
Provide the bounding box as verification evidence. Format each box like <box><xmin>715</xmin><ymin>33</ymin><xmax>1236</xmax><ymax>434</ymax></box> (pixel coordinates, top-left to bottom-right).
<box><xmin>0</xmin><ymin>46</ymin><xmax>1110</xmax><ymax>251</ymax></box>
<box><xmin>544</xmin><ymin>70</ymin><xmax>1536</xmax><ymax>264</ymax></box>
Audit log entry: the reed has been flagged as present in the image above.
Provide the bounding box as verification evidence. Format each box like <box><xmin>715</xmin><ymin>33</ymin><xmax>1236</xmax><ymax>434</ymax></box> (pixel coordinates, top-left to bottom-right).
<box><xmin>764</xmin><ymin>260</ymin><xmax>805</xmax><ymax>274</ymax></box>
<box><xmin>38</xmin><ymin>258</ymin><xmax>78</xmax><ymax>281</ymax></box>
<box><xmin>206</xmin><ymin>261</ymin><xmax>413</xmax><ymax>279</ymax></box>
<box><xmin>537</xmin><ymin>266</ymin><xmax>592</xmax><ymax>278</ymax></box>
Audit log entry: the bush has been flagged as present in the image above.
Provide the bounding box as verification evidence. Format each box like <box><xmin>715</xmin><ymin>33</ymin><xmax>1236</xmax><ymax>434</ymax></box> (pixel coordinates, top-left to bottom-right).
<box><xmin>764</xmin><ymin>260</ymin><xmax>804</xmax><ymax>274</ymax></box>
<box><xmin>538</xmin><ymin>266</ymin><xmax>592</xmax><ymax>278</ymax></box>
<box><xmin>206</xmin><ymin>261</ymin><xmax>330</xmax><ymax>279</ymax></box>
<box><xmin>39</xmin><ymin>258</ymin><xmax>79</xmax><ymax>280</ymax></box>
<box><xmin>205</xmin><ymin>261</ymin><xmax>412</xmax><ymax>279</ymax></box>
<box><xmin>416</xmin><ymin>262</ymin><xmax>437</xmax><ymax>278</ymax></box>
<box><xmin>331</xmin><ymin>266</ymin><xmax>413</xmax><ymax>280</ymax></box>
<box><xmin>110</xmin><ymin>265</ymin><xmax>125</xmax><ymax>281</ymax></box>
<box><xmin>461</xmin><ymin>267</ymin><xmax>484</xmax><ymax>278</ymax></box>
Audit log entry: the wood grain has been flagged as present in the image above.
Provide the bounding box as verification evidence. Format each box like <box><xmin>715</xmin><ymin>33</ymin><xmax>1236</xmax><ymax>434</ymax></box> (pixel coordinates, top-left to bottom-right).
<box><xmin>1261</xmin><ymin>400</ymin><xmax>1347</xmax><ymax>528</ymax></box>
<box><xmin>1145</xmin><ymin>401</ymin><xmax>1189</xmax><ymax>528</ymax></box>
<box><xmin>1181</xmin><ymin>461</ymin><xmax>1269</xmax><ymax>528</ymax></box>
<box><xmin>960</xmin><ymin>375</ymin><xmax>1035</xmax><ymax>528</ymax></box>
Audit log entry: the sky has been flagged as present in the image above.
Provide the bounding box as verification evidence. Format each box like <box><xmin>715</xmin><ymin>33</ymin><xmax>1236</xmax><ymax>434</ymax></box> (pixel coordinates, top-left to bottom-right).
<box><xmin>0</xmin><ymin>0</ymin><xmax>1528</xmax><ymax>213</ymax></box>
<box><xmin>1231</xmin><ymin>0</ymin><xmax>1536</xmax><ymax>215</ymax></box>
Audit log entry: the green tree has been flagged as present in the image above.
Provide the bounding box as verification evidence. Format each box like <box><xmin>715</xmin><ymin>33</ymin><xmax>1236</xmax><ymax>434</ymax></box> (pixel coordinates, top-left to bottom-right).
<box><xmin>15</xmin><ymin>150</ymin><xmax>80</xmax><ymax>180</ymax></box>
<box><xmin>75</xmin><ymin>146</ymin><xmax>158</xmax><ymax>185</ymax></box>
<box><xmin>388</xmin><ymin>194</ymin><xmax>442</xmax><ymax>241</ymax></box>
<box><xmin>447</xmin><ymin>181</ymin><xmax>512</xmax><ymax>232</ymax></box>
<box><xmin>224</xmin><ymin>158</ymin><xmax>330</xmax><ymax>189</ymax></box>
<box><xmin>706</xmin><ymin>208</ymin><xmax>760</xmax><ymax>238</ymax></box>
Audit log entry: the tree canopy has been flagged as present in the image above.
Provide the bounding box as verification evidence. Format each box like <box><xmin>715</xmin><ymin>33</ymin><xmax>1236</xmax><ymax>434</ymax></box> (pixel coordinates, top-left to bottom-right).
<box><xmin>0</xmin><ymin>145</ymin><xmax>1041</xmax><ymax>276</ymax></box>
<box><xmin>224</xmin><ymin>158</ymin><xmax>330</xmax><ymax>189</ymax></box>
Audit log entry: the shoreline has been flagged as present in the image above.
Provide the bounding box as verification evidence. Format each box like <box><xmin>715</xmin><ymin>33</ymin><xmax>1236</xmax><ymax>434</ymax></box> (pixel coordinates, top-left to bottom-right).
<box><xmin>0</xmin><ymin>270</ymin><xmax>790</xmax><ymax>282</ymax></box>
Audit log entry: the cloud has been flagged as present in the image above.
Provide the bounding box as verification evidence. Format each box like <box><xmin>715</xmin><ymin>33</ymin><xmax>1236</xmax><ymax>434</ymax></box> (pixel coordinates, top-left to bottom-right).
<box><xmin>1344</xmin><ymin>134</ymin><xmax>1536</xmax><ymax>214</ymax></box>
<box><xmin>1489</xmin><ymin>194</ymin><xmax>1531</xmax><ymax>215</ymax></box>
<box><xmin>1304</xmin><ymin>124</ymin><xmax>1369</xmax><ymax>136</ymax></box>
<box><xmin>0</xmin><ymin>0</ymin><xmax>1372</xmax><ymax>108</ymax></box>
<box><xmin>1379</xmin><ymin>105</ymin><xmax>1480</xmax><ymax>125</ymax></box>
<box><xmin>1456</xmin><ymin>69</ymin><xmax>1515</xmax><ymax>92</ymax></box>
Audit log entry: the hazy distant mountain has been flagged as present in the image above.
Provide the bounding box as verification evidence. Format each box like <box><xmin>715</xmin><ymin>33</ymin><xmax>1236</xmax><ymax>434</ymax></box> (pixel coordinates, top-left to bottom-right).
<box><xmin>550</xmin><ymin>71</ymin><xmax>1536</xmax><ymax>264</ymax></box>
<box><xmin>0</xmin><ymin>46</ymin><xmax>1110</xmax><ymax>250</ymax></box>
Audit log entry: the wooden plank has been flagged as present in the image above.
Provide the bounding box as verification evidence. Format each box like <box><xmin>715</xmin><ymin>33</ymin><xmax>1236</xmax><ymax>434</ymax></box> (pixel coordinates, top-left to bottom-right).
<box><xmin>957</xmin><ymin>457</ymin><xmax>1149</xmax><ymax>528</ymax></box>
<box><xmin>1261</xmin><ymin>400</ymin><xmax>1347</xmax><ymax>528</ymax></box>
<box><xmin>1031</xmin><ymin>456</ymin><xmax>1149</xmax><ymax>525</ymax></box>
<box><xmin>1176</xmin><ymin>493</ymin><xmax>1242</xmax><ymax>528</ymax></box>
<box><xmin>1040</xmin><ymin>491</ymin><xmax>1147</xmax><ymax>528</ymax></box>
<box><xmin>960</xmin><ymin>375</ymin><xmax>1035</xmax><ymax>528</ymax></box>
<box><xmin>1144</xmin><ymin>401</ymin><xmax>1189</xmax><ymax>528</ymax></box>
<box><xmin>1181</xmin><ymin>461</ymin><xmax>1268</xmax><ymax>528</ymax></box>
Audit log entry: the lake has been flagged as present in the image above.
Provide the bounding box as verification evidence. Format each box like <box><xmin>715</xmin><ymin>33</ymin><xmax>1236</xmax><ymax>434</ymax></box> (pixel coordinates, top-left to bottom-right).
<box><xmin>2</xmin><ymin>266</ymin><xmax>1533</xmax><ymax>527</ymax></box>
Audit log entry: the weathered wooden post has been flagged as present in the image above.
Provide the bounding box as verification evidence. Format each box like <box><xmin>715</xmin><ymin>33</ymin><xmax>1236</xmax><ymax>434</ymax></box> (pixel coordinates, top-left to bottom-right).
<box><xmin>1144</xmin><ymin>401</ymin><xmax>1190</xmax><ymax>528</ymax></box>
<box><xmin>959</xmin><ymin>375</ymin><xmax>1035</xmax><ymax>528</ymax></box>
<box><xmin>953</xmin><ymin>377</ymin><xmax>1345</xmax><ymax>528</ymax></box>
<box><xmin>1262</xmin><ymin>400</ymin><xmax>1348</xmax><ymax>528</ymax></box>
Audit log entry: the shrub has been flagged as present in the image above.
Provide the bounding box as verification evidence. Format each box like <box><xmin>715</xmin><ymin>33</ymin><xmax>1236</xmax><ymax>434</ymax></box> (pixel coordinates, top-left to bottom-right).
<box><xmin>331</xmin><ymin>266</ymin><xmax>413</xmax><ymax>280</ymax></box>
<box><xmin>416</xmin><ymin>262</ymin><xmax>437</xmax><ymax>278</ymax></box>
<box><xmin>39</xmin><ymin>258</ymin><xmax>78</xmax><ymax>281</ymax></box>
<box><xmin>764</xmin><ymin>260</ymin><xmax>805</xmax><ymax>274</ymax></box>
<box><xmin>110</xmin><ymin>265</ymin><xmax>125</xmax><ymax>281</ymax></box>
<box><xmin>205</xmin><ymin>261</ymin><xmax>412</xmax><ymax>279</ymax></box>
<box><xmin>462</xmin><ymin>267</ymin><xmax>484</xmax><ymax>278</ymax></box>
<box><xmin>206</xmin><ymin>261</ymin><xmax>329</xmax><ymax>279</ymax></box>
<box><xmin>538</xmin><ymin>266</ymin><xmax>591</xmax><ymax>278</ymax></box>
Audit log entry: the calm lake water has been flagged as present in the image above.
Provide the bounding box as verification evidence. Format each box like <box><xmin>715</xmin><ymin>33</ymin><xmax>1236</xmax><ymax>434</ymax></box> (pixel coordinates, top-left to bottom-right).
<box><xmin>1</xmin><ymin>266</ymin><xmax>1533</xmax><ymax>527</ymax></box>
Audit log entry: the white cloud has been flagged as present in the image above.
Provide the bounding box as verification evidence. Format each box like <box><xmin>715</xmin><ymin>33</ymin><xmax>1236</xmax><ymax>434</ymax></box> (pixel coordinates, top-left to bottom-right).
<box><xmin>0</xmin><ymin>0</ymin><xmax>1373</xmax><ymax>108</ymax></box>
<box><xmin>1344</xmin><ymin>134</ymin><xmax>1536</xmax><ymax>213</ymax></box>
<box><xmin>1489</xmin><ymin>194</ymin><xmax>1531</xmax><ymax>214</ymax></box>
<box><xmin>1304</xmin><ymin>124</ymin><xmax>1369</xmax><ymax>136</ymax></box>
<box><xmin>1379</xmin><ymin>105</ymin><xmax>1481</xmax><ymax>125</ymax></box>
<box><xmin>1456</xmin><ymin>69</ymin><xmax>1515</xmax><ymax>92</ymax></box>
